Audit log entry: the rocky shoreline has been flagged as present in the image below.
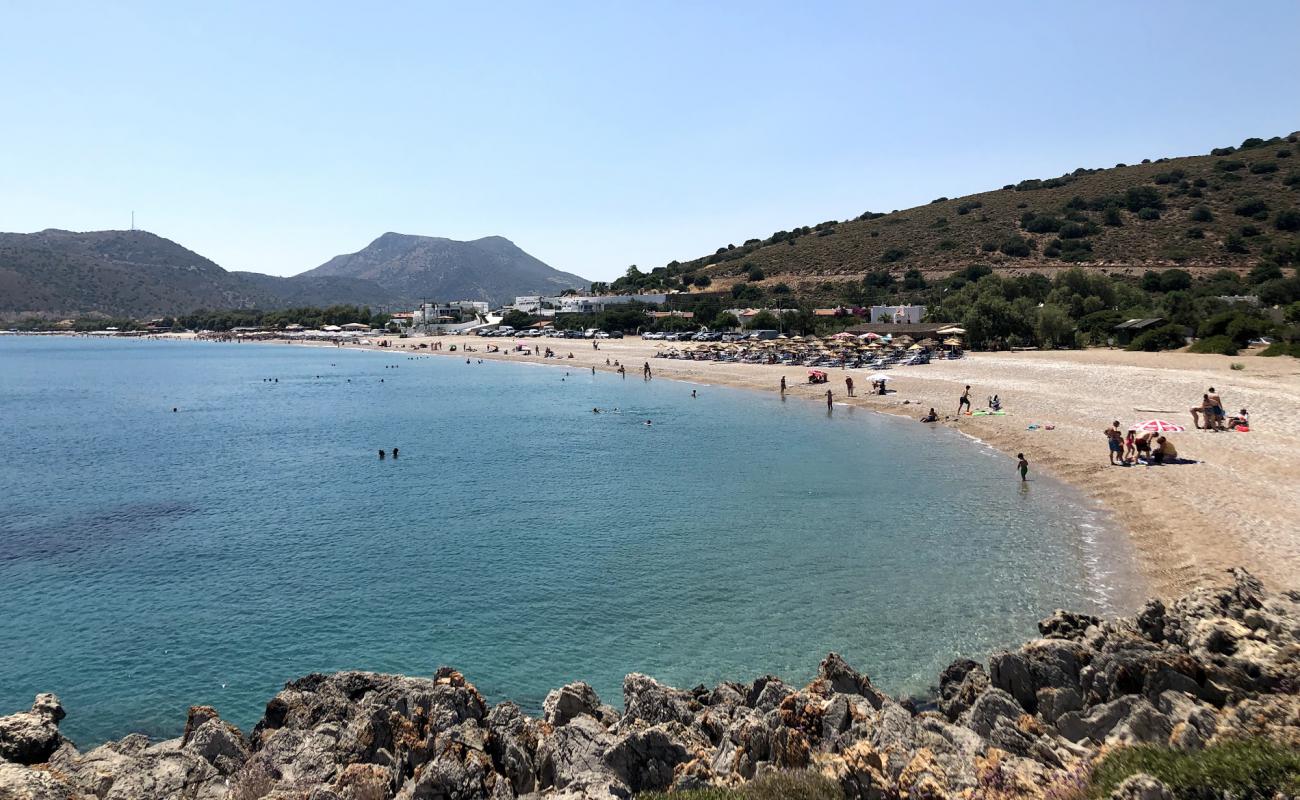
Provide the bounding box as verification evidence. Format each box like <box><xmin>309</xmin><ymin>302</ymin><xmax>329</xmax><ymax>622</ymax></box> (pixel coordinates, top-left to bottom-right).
<box><xmin>2</xmin><ymin>568</ymin><xmax>1297</xmax><ymax>799</ymax></box>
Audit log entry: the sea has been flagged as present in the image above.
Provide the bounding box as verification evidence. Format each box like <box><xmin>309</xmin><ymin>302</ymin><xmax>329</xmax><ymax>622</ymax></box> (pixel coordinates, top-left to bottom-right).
<box><xmin>0</xmin><ymin>336</ymin><xmax>1143</xmax><ymax>745</ymax></box>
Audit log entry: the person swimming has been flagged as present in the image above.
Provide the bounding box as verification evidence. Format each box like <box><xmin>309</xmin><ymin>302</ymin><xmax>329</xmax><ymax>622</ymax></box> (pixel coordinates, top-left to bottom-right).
<box><xmin>378</xmin><ymin>449</ymin><xmax>385</xmax><ymax>459</ymax></box>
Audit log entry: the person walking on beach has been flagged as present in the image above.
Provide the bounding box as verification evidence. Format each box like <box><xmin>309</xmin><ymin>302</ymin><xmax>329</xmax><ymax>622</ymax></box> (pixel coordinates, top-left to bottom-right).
<box><xmin>845</xmin><ymin>376</ymin><xmax>855</xmax><ymax>397</ymax></box>
<box><xmin>957</xmin><ymin>385</ymin><xmax>971</xmax><ymax>415</ymax></box>
<box><xmin>1017</xmin><ymin>453</ymin><xmax>1029</xmax><ymax>481</ymax></box>
<box><xmin>779</xmin><ymin>376</ymin><xmax>786</xmax><ymax>396</ymax></box>
<box><xmin>1104</xmin><ymin>420</ymin><xmax>1125</xmax><ymax>465</ymax></box>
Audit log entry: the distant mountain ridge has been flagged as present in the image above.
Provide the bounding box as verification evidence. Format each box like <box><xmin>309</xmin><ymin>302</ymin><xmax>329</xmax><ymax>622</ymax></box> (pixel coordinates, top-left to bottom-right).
<box><xmin>299</xmin><ymin>232</ymin><xmax>590</xmax><ymax>307</ymax></box>
<box><xmin>0</xmin><ymin>229</ymin><xmax>588</xmax><ymax>318</ymax></box>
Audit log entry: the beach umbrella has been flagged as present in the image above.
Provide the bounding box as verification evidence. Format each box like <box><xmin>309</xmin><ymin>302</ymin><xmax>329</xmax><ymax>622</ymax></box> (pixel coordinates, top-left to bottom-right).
<box><xmin>1133</xmin><ymin>420</ymin><xmax>1186</xmax><ymax>433</ymax></box>
<box><xmin>867</xmin><ymin>373</ymin><xmax>891</xmax><ymax>381</ymax></box>
<box><xmin>937</xmin><ymin>326</ymin><xmax>966</xmax><ymax>335</ymax></box>
<box><xmin>942</xmin><ymin>338</ymin><xmax>962</xmax><ymax>346</ymax></box>
<box><xmin>909</xmin><ymin>343</ymin><xmax>924</xmax><ymax>350</ymax></box>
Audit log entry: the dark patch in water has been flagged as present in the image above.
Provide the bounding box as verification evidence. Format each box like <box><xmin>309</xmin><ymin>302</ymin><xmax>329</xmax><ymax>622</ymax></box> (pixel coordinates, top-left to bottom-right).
<box><xmin>0</xmin><ymin>501</ymin><xmax>200</xmax><ymax>563</ymax></box>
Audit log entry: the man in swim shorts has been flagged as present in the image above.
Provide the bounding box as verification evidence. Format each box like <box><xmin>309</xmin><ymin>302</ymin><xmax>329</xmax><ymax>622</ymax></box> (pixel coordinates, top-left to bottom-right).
<box><xmin>1104</xmin><ymin>420</ymin><xmax>1125</xmax><ymax>465</ymax></box>
<box><xmin>957</xmin><ymin>385</ymin><xmax>971</xmax><ymax>415</ymax></box>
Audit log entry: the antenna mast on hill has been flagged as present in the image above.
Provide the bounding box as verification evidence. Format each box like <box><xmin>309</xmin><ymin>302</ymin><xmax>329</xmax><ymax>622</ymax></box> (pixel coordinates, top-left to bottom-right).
<box><xmin>131</xmin><ymin>211</ymin><xmax>135</xmax><ymax>231</ymax></box>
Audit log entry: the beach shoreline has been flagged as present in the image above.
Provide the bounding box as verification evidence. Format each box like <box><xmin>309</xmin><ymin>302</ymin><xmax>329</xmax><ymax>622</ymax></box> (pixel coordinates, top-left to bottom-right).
<box><xmin>176</xmin><ymin>331</ymin><xmax>1300</xmax><ymax>600</ymax></box>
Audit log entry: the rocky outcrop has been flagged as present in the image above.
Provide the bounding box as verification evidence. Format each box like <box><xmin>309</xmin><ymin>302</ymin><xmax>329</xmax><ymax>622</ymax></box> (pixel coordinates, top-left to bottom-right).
<box><xmin>1</xmin><ymin>568</ymin><xmax>1297</xmax><ymax>799</ymax></box>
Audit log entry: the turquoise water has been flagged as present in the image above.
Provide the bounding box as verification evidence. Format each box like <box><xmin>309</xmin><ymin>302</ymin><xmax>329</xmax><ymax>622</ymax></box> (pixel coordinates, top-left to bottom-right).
<box><xmin>0</xmin><ymin>337</ymin><xmax>1140</xmax><ymax>745</ymax></box>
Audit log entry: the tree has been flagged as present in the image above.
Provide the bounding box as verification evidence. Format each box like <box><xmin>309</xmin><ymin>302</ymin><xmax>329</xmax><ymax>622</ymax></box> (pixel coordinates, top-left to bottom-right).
<box><xmin>500</xmin><ymin>309</ymin><xmax>535</xmax><ymax>329</ymax></box>
<box><xmin>1158</xmin><ymin>269</ymin><xmax>1192</xmax><ymax>292</ymax></box>
<box><xmin>711</xmin><ymin>311</ymin><xmax>740</xmax><ymax>330</ymax></box>
<box><xmin>1035</xmin><ymin>304</ymin><xmax>1075</xmax><ymax>349</ymax></box>
<box><xmin>744</xmin><ymin>311</ymin><xmax>782</xmax><ymax>330</ymax></box>
<box><xmin>1275</xmin><ymin>209</ymin><xmax>1300</xmax><ymax>232</ymax></box>
<box><xmin>692</xmin><ymin>274</ymin><xmax>712</xmax><ymax>288</ymax></box>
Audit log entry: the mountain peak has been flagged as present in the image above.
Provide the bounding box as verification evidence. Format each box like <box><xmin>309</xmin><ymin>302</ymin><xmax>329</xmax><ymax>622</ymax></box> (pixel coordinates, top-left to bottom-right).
<box><xmin>299</xmin><ymin>234</ymin><xmax>588</xmax><ymax>306</ymax></box>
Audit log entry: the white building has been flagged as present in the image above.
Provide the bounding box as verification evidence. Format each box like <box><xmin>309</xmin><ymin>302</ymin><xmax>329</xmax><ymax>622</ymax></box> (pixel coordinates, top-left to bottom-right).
<box><xmin>868</xmin><ymin>305</ymin><xmax>927</xmax><ymax>325</ymax></box>
<box><xmin>411</xmin><ymin>301</ymin><xmax>489</xmax><ymax>326</ymax></box>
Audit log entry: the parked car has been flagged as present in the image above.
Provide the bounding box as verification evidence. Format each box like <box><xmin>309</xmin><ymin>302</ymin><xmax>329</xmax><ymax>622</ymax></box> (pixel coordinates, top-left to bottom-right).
<box><xmin>608</xmin><ymin>331</ymin><xmax>624</xmax><ymax>339</ymax></box>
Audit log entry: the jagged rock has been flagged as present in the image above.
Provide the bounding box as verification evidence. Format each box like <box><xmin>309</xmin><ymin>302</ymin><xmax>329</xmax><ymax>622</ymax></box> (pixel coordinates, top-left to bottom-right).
<box><xmin>0</xmin><ymin>694</ymin><xmax>66</xmax><ymax>766</ymax></box>
<box><xmin>485</xmin><ymin>702</ymin><xmax>539</xmax><ymax>795</ymax></box>
<box><xmin>535</xmin><ymin>714</ymin><xmax>620</xmax><ymax>793</ymax></box>
<box><xmin>6</xmin><ymin>567</ymin><xmax>1296</xmax><ymax>800</ymax></box>
<box><xmin>938</xmin><ymin>662</ymin><xmax>989</xmax><ymax>721</ymax></box>
<box><xmin>1109</xmin><ymin>772</ymin><xmax>1173</xmax><ymax>800</ymax></box>
<box><xmin>542</xmin><ymin>682</ymin><xmax>603</xmax><ymax>727</ymax></box>
<box><xmin>1056</xmin><ymin>695</ymin><xmax>1172</xmax><ymax>745</ymax></box>
<box><xmin>180</xmin><ymin>705</ymin><xmax>250</xmax><ymax>776</ymax></box>
<box><xmin>602</xmin><ymin>723</ymin><xmax>689</xmax><ymax>792</ymax></box>
<box><xmin>958</xmin><ymin>688</ymin><xmax>1022</xmax><ymax>737</ymax></box>
<box><xmin>620</xmin><ymin>674</ymin><xmax>694</xmax><ymax>727</ymax></box>
<box><xmin>0</xmin><ymin>761</ymin><xmax>76</xmax><ymax>800</ymax></box>
<box><xmin>811</xmin><ymin>654</ymin><xmax>886</xmax><ymax>709</ymax></box>
<box><xmin>1038</xmin><ymin>609</ymin><xmax>1100</xmax><ymax>640</ymax></box>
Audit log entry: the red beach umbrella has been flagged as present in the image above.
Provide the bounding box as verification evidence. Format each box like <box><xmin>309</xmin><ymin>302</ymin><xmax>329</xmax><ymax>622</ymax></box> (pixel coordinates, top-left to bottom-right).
<box><xmin>1133</xmin><ymin>419</ymin><xmax>1186</xmax><ymax>433</ymax></box>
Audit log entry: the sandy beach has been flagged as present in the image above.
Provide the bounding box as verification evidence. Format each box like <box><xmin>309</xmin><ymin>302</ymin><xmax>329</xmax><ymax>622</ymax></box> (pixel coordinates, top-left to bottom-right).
<box><xmin>250</xmin><ymin>332</ymin><xmax>1296</xmax><ymax>600</ymax></box>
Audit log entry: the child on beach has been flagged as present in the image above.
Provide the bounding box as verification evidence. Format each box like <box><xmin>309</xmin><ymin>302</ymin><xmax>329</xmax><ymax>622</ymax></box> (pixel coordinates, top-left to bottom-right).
<box><xmin>1016</xmin><ymin>453</ymin><xmax>1028</xmax><ymax>481</ymax></box>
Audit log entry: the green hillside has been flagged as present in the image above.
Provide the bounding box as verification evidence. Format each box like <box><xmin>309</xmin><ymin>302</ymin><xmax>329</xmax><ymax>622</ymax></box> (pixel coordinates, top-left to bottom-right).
<box><xmin>614</xmin><ymin>133</ymin><xmax>1300</xmax><ymax>294</ymax></box>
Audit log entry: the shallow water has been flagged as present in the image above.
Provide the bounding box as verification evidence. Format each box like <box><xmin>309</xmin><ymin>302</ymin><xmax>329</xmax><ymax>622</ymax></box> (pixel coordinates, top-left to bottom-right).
<box><xmin>0</xmin><ymin>337</ymin><xmax>1142</xmax><ymax>744</ymax></box>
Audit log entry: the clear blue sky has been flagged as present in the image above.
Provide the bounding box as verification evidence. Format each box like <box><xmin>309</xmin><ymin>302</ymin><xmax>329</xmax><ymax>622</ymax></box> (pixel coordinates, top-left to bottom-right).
<box><xmin>3</xmin><ymin>1</ymin><xmax>1298</xmax><ymax>282</ymax></box>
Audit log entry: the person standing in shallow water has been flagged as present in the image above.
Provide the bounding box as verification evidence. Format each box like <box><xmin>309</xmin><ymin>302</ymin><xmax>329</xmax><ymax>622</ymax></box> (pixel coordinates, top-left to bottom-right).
<box><xmin>779</xmin><ymin>376</ymin><xmax>786</xmax><ymax>396</ymax></box>
<box><xmin>1017</xmin><ymin>453</ymin><xmax>1029</xmax><ymax>481</ymax></box>
<box><xmin>826</xmin><ymin>389</ymin><xmax>833</xmax><ymax>409</ymax></box>
<box><xmin>643</xmin><ymin>362</ymin><xmax>652</xmax><ymax>380</ymax></box>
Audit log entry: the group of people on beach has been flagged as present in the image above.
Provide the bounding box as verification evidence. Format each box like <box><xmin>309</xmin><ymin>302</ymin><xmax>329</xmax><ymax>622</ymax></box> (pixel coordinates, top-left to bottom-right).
<box><xmin>1189</xmin><ymin>387</ymin><xmax>1249</xmax><ymax>432</ymax></box>
<box><xmin>1104</xmin><ymin>422</ymin><xmax>1179</xmax><ymax>466</ymax></box>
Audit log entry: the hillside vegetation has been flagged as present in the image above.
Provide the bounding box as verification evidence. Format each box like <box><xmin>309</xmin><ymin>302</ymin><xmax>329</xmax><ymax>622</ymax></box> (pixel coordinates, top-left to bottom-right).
<box><xmin>609</xmin><ymin>133</ymin><xmax>1300</xmax><ymax>295</ymax></box>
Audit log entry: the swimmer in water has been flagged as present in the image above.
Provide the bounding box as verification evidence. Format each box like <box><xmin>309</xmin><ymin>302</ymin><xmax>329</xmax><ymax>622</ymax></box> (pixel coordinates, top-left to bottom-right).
<box><xmin>392</xmin><ymin>448</ymin><xmax>399</xmax><ymax>458</ymax></box>
<box><xmin>644</xmin><ymin>419</ymin><xmax>653</xmax><ymax>425</ymax></box>
<box><xmin>378</xmin><ymin>449</ymin><xmax>385</xmax><ymax>459</ymax></box>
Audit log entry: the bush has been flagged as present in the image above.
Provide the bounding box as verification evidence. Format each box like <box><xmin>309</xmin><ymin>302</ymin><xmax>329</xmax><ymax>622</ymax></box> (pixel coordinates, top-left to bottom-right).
<box><xmin>1261</xmin><ymin>341</ymin><xmax>1300</xmax><ymax>357</ymax></box>
<box><xmin>1280</xmin><ymin>149</ymin><xmax>1294</xmax><ymax>158</ymax></box>
<box><xmin>1159</xmin><ymin>269</ymin><xmax>1192</xmax><ymax>291</ymax></box>
<box><xmin>1235</xmin><ymin>198</ymin><xmax>1270</xmax><ymax>218</ymax></box>
<box><xmin>981</xmin><ymin>241</ymin><xmax>998</xmax><ymax>252</ymax></box>
<box><xmin>1224</xmin><ymin>234</ymin><xmax>1249</xmax><ymax>254</ymax></box>
<box><xmin>1185</xmin><ymin>227</ymin><xmax>1205</xmax><ymax>239</ymax></box>
<box><xmin>1275</xmin><ymin>209</ymin><xmax>1300</xmax><ymax>231</ymax></box>
<box><xmin>1124</xmin><ymin>186</ymin><xmax>1163</xmax><ymax>212</ymax></box>
<box><xmin>1103</xmin><ymin>207</ymin><xmax>1123</xmax><ymax>226</ymax></box>
<box><xmin>1127</xmin><ymin>323</ymin><xmax>1188</xmax><ymax>351</ymax></box>
<box><xmin>1137</xmin><ymin>208</ymin><xmax>1161</xmax><ymax>221</ymax></box>
<box><xmin>1021</xmin><ymin>213</ymin><xmax>1063</xmax><ymax>233</ymax></box>
<box><xmin>1240</xmin><ymin>137</ymin><xmax>1267</xmax><ymax>149</ymax></box>
<box><xmin>880</xmin><ymin>248</ymin><xmax>908</xmax><ymax>263</ymax></box>
<box><xmin>1216</xmin><ymin>159</ymin><xmax>1245</xmax><ymax>172</ymax></box>
<box><xmin>1187</xmin><ymin>335</ymin><xmax>1239</xmax><ymax>355</ymax></box>
<box><xmin>1240</xmin><ymin>224</ymin><xmax>1263</xmax><ymax>237</ymax></box>
<box><xmin>999</xmin><ymin>236</ymin><xmax>1032</xmax><ymax>257</ymax></box>
<box><xmin>746</xmin><ymin>267</ymin><xmax>765</xmax><ymax>282</ymax></box>
<box><xmin>1250</xmin><ymin>161</ymin><xmax>1279</xmax><ymax>174</ymax></box>
<box><xmin>1189</xmin><ymin>205</ymin><xmax>1213</xmax><ymax>222</ymax></box>
<box><xmin>1089</xmin><ymin>739</ymin><xmax>1300</xmax><ymax>799</ymax></box>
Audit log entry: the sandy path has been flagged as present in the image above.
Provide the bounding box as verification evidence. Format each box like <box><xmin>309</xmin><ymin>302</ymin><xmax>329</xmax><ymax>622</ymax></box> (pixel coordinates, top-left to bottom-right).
<box><xmin>192</xmin><ymin>332</ymin><xmax>1300</xmax><ymax>598</ymax></box>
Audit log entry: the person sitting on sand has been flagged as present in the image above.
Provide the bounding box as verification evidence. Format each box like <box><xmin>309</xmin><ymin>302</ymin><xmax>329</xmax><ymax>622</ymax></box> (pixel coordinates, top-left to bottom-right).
<box><xmin>1104</xmin><ymin>420</ymin><xmax>1125</xmax><ymax>465</ymax></box>
<box><xmin>920</xmin><ymin>408</ymin><xmax>938</xmax><ymax>423</ymax></box>
<box><xmin>988</xmin><ymin>394</ymin><xmax>1002</xmax><ymax>412</ymax></box>
<box><xmin>1228</xmin><ymin>408</ymin><xmax>1249</xmax><ymax>430</ymax></box>
<box><xmin>1152</xmin><ymin>435</ymin><xmax>1178</xmax><ymax>464</ymax></box>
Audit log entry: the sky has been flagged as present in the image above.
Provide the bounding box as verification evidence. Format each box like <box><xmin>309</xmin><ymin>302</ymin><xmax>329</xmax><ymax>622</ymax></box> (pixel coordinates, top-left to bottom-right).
<box><xmin>2</xmin><ymin>1</ymin><xmax>1298</xmax><ymax>283</ymax></box>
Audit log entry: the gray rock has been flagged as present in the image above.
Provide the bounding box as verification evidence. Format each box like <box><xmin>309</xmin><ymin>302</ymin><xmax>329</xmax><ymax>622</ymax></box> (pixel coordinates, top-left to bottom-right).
<box><xmin>542</xmin><ymin>682</ymin><xmax>602</xmax><ymax>727</ymax></box>
<box><xmin>621</xmin><ymin>674</ymin><xmax>694</xmax><ymax>727</ymax></box>
<box><xmin>958</xmin><ymin>688</ymin><xmax>1023</xmax><ymax>737</ymax></box>
<box><xmin>989</xmin><ymin>651</ymin><xmax>1036</xmax><ymax>712</ymax></box>
<box><xmin>485</xmin><ymin>702</ymin><xmax>539</xmax><ymax>795</ymax></box>
<box><xmin>602</xmin><ymin>723</ymin><xmax>689</xmax><ymax>792</ymax></box>
<box><xmin>0</xmin><ymin>694</ymin><xmax>66</xmax><ymax>766</ymax></box>
<box><xmin>0</xmin><ymin>761</ymin><xmax>76</xmax><ymax>800</ymax></box>
<box><xmin>1056</xmin><ymin>696</ymin><xmax>1172</xmax><ymax>745</ymax></box>
<box><xmin>535</xmin><ymin>714</ymin><xmax>618</xmax><ymax>792</ymax></box>
<box><xmin>1038</xmin><ymin>609</ymin><xmax>1100</xmax><ymax>640</ymax></box>
<box><xmin>1109</xmin><ymin>772</ymin><xmax>1173</xmax><ymax>800</ymax></box>
<box><xmin>1036</xmin><ymin>686</ymin><xmax>1082</xmax><ymax>723</ymax></box>
<box><xmin>814</xmin><ymin>653</ymin><xmax>886</xmax><ymax>709</ymax></box>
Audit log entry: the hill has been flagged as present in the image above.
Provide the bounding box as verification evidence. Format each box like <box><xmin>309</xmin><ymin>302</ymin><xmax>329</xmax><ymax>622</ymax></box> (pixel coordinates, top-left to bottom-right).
<box><xmin>655</xmin><ymin>133</ymin><xmax>1300</xmax><ymax>293</ymax></box>
<box><xmin>298</xmin><ymin>233</ymin><xmax>590</xmax><ymax>307</ymax></box>
<box><xmin>0</xmin><ymin>229</ymin><xmax>284</xmax><ymax>318</ymax></box>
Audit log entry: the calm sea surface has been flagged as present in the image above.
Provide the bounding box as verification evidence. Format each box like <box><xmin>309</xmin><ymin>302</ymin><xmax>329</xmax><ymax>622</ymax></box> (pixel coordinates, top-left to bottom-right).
<box><xmin>0</xmin><ymin>337</ymin><xmax>1142</xmax><ymax>745</ymax></box>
